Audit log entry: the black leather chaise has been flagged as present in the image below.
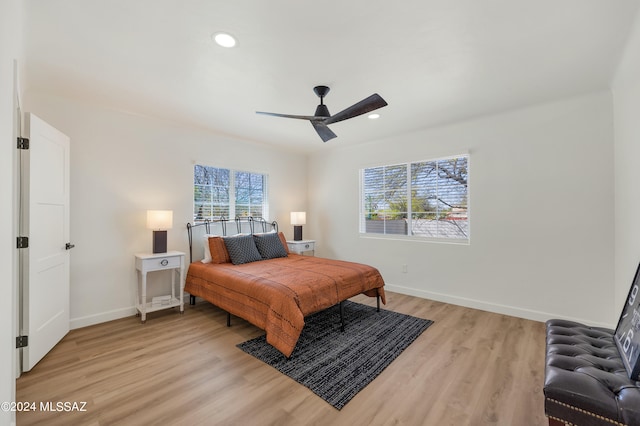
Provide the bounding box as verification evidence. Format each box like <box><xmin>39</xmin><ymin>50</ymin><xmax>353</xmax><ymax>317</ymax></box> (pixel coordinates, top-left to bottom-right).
<box><xmin>544</xmin><ymin>319</ymin><xmax>640</xmax><ymax>426</ymax></box>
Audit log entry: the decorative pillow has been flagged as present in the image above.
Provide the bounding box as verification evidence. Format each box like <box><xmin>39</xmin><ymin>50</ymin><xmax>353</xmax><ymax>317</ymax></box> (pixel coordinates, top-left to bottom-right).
<box><xmin>223</xmin><ymin>234</ymin><xmax>263</xmax><ymax>265</ymax></box>
<box><xmin>277</xmin><ymin>232</ymin><xmax>290</xmax><ymax>254</ymax></box>
<box><xmin>201</xmin><ymin>234</ymin><xmax>216</xmax><ymax>263</ymax></box>
<box><xmin>253</xmin><ymin>232</ymin><xmax>288</xmax><ymax>259</ymax></box>
<box><xmin>208</xmin><ymin>236</ymin><xmax>231</xmax><ymax>264</ymax></box>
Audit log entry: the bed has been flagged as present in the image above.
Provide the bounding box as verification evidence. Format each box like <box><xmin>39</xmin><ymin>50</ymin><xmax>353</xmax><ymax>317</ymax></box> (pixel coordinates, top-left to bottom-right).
<box><xmin>185</xmin><ymin>218</ymin><xmax>386</xmax><ymax>357</ymax></box>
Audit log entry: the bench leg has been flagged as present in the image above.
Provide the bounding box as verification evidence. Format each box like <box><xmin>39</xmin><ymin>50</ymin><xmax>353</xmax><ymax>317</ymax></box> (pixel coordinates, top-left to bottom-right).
<box><xmin>548</xmin><ymin>417</ymin><xmax>565</xmax><ymax>426</ymax></box>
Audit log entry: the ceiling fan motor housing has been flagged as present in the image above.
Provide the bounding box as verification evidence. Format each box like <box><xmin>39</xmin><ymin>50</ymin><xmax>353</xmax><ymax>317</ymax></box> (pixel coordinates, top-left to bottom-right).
<box><xmin>314</xmin><ymin>104</ymin><xmax>330</xmax><ymax>117</ymax></box>
<box><xmin>313</xmin><ymin>86</ymin><xmax>331</xmax><ymax>117</ymax></box>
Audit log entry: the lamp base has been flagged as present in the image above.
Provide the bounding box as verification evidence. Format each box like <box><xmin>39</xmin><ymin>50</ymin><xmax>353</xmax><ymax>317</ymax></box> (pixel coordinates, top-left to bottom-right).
<box><xmin>293</xmin><ymin>226</ymin><xmax>303</xmax><ymax>241</ymax></box>
<box><xmin>152</xmin><ymin>230</ymin><xmax>168</xmax><ymax>253</ymax></box>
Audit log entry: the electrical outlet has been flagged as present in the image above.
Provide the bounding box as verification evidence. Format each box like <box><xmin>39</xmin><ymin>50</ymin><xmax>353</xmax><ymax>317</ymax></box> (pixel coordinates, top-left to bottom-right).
<box><xmin>402</xmin><ymin>264</ymin><xmax>408</xmax><ymax>273</ymax></box>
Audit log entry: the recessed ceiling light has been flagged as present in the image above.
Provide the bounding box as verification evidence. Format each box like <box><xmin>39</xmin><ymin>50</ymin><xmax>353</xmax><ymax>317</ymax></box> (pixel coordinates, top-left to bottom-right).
<box><xmin>213</xmin><ymin>32</ymin><xmax>237</xmax><ymax>48</ymax></box>
<box><xmin>368</xmin><ymin>113</ymin><xmax>380</xmax><ymax>119</ymax></box>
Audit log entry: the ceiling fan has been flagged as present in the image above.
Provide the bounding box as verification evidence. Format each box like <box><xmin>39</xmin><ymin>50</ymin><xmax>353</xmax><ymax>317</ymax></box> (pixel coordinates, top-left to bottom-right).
<box><xmin>256</xmin><ymin>86</ymin><xmax>388</xmax><ymax>142</ymax></box>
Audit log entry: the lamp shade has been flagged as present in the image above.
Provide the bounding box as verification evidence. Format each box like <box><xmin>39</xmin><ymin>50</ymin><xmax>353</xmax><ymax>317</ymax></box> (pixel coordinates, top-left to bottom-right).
<box><xmin>147</xmin><ymin>210</ymin><xmax>173</xmax><ymax>230</ymax></box>
<box><xmin>290</xmin><ymin>212</ymin><xmax>306</xmax><ymax>226</ymax></box>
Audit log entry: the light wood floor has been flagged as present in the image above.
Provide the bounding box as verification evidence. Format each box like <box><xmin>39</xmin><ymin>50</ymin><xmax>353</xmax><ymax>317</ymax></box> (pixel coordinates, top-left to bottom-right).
<box><xmin>16</xmin><ymin>291</ymin><xmax>547</xmax><ymax>426</ymax></box>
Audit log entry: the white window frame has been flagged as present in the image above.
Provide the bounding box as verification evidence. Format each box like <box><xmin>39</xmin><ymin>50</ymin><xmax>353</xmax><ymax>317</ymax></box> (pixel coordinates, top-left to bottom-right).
<box><xmin>194</xmin><ymin>165</ymin><xmax>269</xmax><ymax>222</ymax></box>
<box><xmin>359</xmin><ymin>154</ymin><xmax>469</xmax><ymax>244</ymax></box>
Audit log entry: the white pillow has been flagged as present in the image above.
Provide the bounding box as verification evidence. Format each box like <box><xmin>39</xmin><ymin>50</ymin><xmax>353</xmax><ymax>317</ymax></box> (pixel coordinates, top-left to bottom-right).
<box><xmin>252</xmin><ymin>229</ymin><xmax>276</xmax><ymax>236</ymax></box>
<box><xmin>201</xmin><ymin>234</ymin><xmax>216</xmax><ymax>263</ymax></box>
<box><xmin>201</xmin><ymin>233</ymin><xmax>252</xmax><ymax>263</ymax></box>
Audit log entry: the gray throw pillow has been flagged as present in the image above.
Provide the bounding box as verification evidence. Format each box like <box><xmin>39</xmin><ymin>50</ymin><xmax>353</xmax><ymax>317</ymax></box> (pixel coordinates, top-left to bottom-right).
<box><xmin>223</xmin><ymin>234</ymin><xmax>263</xmax><ymax>265</ymax></box>
<box><xmin>253</xmin><ymin>232</ymin><xmax>288</xmax><ymax>259</ymax></box>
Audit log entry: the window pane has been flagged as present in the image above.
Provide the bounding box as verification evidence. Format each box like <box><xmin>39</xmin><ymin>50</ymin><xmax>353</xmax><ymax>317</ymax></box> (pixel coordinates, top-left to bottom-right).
<box><xmin>250</xmin><ymin>173</ymin><xmax>263</xmax><ymax>189</ymax></box>
<box><xmin>194</xmin><ymin>185</ymin><xmax>211</xmax><ymax>203</ymax></box>
<box><xmin>236</xmin><ymin>172</ymin><xmax>249</xmax><ymax>187</ymax></box>
<box><xmin>235</xmin><ymin>206</ymin><xmax>250</xmax><ymax>217</ymax></box>
<box><xmin>250</xmin><ymin>192</ymin><xmax>263</xmax><ymax>204</ymax></box>
<box><xmin>409</xmin><ymin>157</ymin><xmax>468</xmax><ymax>239</ymax></box>
<box><xmin>234</xmin><ymin>171</ymin><xmax>266</xmax><ymax>219</ymax></box>
<box><xmin>434</xmin><ymin>157</ymin><xmax>468</xmax><ymax>239</ymax></box>
<box><xmin>250</xmin><ymin>206</ymin><xmax>263</xmax><ymax>217</ymax></box>
<box><xmin>194</xmin><ymin>165</ymin><xmax>212</xmax><ymax>185</ymax></box>
<box><xmin>362</xmin><ymin>164</ymin><xmax>408</xmax><ymax>235</ymax></box>
<box><xmin>194</xmin><ymin>204</ymin><xmax>211</xmax><ymax>221</ymax></box>
<box><xmin>236</xmin><ymin>188</ymin><xmax>249</xmax><ymax>203</ymax></box>
<box><xmin>213</xmin><ymin>186</ymin><xmax>229</xmax><ymax>203</ymax></box>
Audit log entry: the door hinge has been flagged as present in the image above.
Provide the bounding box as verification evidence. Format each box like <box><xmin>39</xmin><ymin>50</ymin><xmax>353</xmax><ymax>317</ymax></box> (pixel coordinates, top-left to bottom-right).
<box><xmin>16</xmin><ymin>336</ymin><xmax>28</xmax><ymax>348</ymax></box>
<box><xmin>17</xmin><ymin>137</ymin><xmax>29</xmax><ymax>150</ymax></box>
<box><xmin>17</xmin><ymin>236</ymin><xmax>29</xmax><ymax>249</ymax></box>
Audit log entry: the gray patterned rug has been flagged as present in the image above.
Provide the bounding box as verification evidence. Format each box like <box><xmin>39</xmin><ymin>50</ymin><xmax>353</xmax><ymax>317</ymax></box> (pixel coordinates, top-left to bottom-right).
<box><xmin>237</xmin><ymin>300</ymin><xmax>433</xmax><ymax>410</ymax></box>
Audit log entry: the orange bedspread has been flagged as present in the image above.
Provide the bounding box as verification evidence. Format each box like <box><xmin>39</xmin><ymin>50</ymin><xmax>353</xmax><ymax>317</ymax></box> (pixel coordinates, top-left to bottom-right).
<box><xmin>185</xmin><ymin>254</ymin><xmax>385</xmax><ymax>357</ymax></box>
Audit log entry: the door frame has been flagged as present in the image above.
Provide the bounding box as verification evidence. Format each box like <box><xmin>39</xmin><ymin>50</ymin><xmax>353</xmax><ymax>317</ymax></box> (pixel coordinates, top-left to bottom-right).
<box><xmin>13</xmin><ymin>59</ymin><xmax>22</xmax><ymax>379</ymax></box>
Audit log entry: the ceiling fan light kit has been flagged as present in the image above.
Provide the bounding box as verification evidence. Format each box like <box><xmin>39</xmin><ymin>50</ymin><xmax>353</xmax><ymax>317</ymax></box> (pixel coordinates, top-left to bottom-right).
<box><xmin>256</xmin><ymin>85</ymin><xmax>388</xmax><ymax>142</ymax></box>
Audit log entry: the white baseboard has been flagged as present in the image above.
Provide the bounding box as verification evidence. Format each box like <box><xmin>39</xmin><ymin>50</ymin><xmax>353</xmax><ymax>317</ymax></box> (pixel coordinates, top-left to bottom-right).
<box><xmin>69</xmin><ymin>292</ymin><xmax>192</xmax><ymax>329</ymax></box>
<box><xmin>70</xmin><ymin>306</ymin><xmax>137</xmax><ymax>330</ymax></box>
<box><xmin>70</xmin><ymin>289</ymin><xmax>616</xmax><ymax>330</ymax></box>
<box><xmin>384</xmin><ymin>283</ymin><xmax>616</xmax><ymax>329</ymax></box>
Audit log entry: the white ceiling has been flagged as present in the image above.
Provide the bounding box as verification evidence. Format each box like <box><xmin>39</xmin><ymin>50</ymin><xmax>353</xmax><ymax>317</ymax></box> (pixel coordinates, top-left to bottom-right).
<box><xmin>23</xmin><ymin>0</ymin><xmax>640</xmax><ymax>153</ymax></box>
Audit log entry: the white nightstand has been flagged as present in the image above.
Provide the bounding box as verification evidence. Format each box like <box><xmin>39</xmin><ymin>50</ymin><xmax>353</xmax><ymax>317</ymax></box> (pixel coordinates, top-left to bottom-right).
<box><xmin>134</xmin><ymin>251</ymin><xmax>185</xmax><ymax>323</ymax></box>
<box><xmin>287</xmin><ymin>240</ymin><xmax>315</xmax><ymax>256</ymax></box>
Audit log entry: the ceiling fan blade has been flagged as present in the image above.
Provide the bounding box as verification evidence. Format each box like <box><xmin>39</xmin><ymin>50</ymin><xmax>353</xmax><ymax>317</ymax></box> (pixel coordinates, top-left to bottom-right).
<box><xmin>256</xmin><ymin>111</ymin><xmax>320</xmax><ymax>121</ymax></box>
<box><xmin>324</xmin><ymin>93</ymin><xmax>388</xmax><ymax>125</ymax></box>
<box><xmin>311</xmin><ymin>121</ymin><xmax>337</xmax><ymax>142</ymax></box>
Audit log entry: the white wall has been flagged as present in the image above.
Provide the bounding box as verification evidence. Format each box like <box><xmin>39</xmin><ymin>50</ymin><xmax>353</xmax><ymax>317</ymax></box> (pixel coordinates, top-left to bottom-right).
<box><xmin>23</xmin><ymin>91</ymin><xmax>308</xmax><ymax>329</ymax></box>
<box><xmin>0</xmin><ymin>0</ymin><xmax>23</xmax><ymax>423</ymax></box>
<box><xmin>308</xmin><ymin>91</ymin><xmax>616</xmax><ymax>326</ymax></box>
<box><xmin>613</xmin><ymin>10</ymin><xmax>640</xmax><ymax>314</ymax></box>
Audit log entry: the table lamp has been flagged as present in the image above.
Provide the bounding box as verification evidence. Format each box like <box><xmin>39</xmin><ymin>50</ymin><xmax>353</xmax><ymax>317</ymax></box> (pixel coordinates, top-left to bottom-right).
<box><xmin>290</xmin><ymin>212</ymin><xmax>306</xmax><ymax>241</ymax></box>
<box><xmin>147</xmin><ymin>210</ymin><xmax>173</xmax><ymax>253</ymax></box>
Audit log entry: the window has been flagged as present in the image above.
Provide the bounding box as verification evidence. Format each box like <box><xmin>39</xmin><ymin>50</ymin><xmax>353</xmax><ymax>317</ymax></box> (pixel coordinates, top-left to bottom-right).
<box><xmin>194</xmin><ymin>165</ymin><xmax>268</xmax><ymax>222</ymax></box>
<box><xmin>360</xmin><ymin>155</ymin><xmax>469</xmax><ymax>242</ymax></box>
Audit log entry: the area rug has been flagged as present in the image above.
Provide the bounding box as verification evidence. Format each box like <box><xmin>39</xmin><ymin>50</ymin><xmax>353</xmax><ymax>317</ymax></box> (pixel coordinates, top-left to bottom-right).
<box><xmin>237</xmin><ymin>300</ymin><xmax>434</xmax><ymax>410</ymax></box>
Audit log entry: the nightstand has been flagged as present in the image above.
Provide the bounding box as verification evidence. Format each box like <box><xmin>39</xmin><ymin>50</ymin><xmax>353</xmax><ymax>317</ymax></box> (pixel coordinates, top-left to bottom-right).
<box><xmin>287</xmin><ymin>240</ymin><xmax>315</xmax><ymax>256</ymax></box>
<box><xmin>134</xmin><ymin>251</ymin><xmax>185</xmax><ymax>323</ymax></box>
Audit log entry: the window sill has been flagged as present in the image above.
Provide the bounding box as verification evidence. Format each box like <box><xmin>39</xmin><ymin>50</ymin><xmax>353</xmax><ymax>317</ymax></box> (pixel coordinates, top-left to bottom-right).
<box><xmin>359</xmin><ymin>233</ymin><xmax>470</xmax><ymax>245</ymax></box>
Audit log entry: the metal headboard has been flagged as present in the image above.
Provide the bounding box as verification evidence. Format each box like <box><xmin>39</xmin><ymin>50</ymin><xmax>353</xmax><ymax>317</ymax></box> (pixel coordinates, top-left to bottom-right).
<box><xmin>186</xmin><ymin>216</ymin><xmax>279</xmax><ymax>263</ymax></box>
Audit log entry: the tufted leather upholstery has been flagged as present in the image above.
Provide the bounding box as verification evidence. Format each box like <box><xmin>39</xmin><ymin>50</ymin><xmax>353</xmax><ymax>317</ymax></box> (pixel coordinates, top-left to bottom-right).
<box><xmin>544</xmin><ymin>319</ymin><xmax>640</xmax><ymax>425</ymax></box>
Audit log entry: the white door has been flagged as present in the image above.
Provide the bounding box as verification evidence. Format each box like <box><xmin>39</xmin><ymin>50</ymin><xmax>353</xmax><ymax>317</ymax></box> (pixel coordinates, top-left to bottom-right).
<box><xmin>21</xmin><ymin>113</ymin><xmax>71</xmax><ymax>372</ymax></box>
